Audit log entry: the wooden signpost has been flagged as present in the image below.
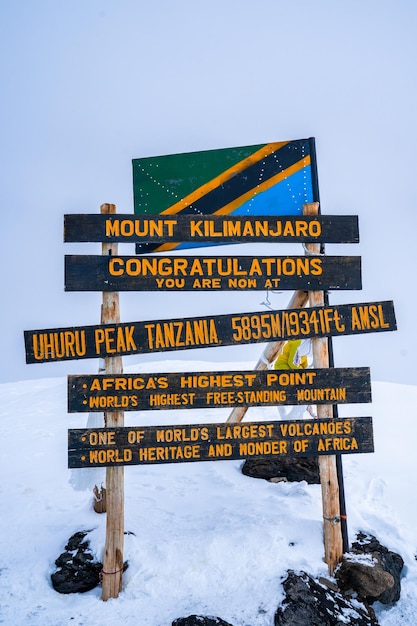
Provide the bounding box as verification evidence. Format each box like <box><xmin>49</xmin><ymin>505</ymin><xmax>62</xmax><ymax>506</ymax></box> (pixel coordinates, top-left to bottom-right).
<box><xmin>304</xmin><ymin>202</ymin><xmax>343</xmax><ymax>570</ymax></box>
<box><xmin>98</xmin><ymin>204</ymin><xmax>124</xmax><ymax>601</ymax></box>
<box><xmin>68</xmin><ymin>417</ymin><xmax>374</xmax><ymax>468</ymax></box>
<box><xmin>67</xmin><ymin>366</ymin><xmax>372</xmax><ymax>413</ymax></box>
<box><xmin>24</xmin><ymin>300</ymin><xmax>396</xmax><ymax>364</ymax></box>
<box><xmin>24</xmin><ymin>140</ymin><xmax>400</xmax><ymax>596</ymax></box>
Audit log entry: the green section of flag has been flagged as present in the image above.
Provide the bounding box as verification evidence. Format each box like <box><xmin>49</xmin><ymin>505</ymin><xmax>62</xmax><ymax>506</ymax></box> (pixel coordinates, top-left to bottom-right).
<box><xmin>132</xmin><ymin>144</ymin><xmax>265</xmax><ymax>215</ymax></box>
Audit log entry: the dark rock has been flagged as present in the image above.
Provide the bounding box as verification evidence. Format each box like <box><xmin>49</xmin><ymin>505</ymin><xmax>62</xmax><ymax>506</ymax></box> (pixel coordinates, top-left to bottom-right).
<box><xmin>335</xmin><ymin>532</ymin><xmax>404</xmax><ymax>604</ymax></box>
<box><xmin>241</xmin><ymin>457</ymin><xmax>320</xmax><ymax>484</ymax></box>
<box><xmin>172</xmin><ymin>617</ymin><xmax>233</xmax><ymax>626</ymax></box>
<box><xmin>335</xmin><ymin>554</ymin><xmax>394</xmax><ymax>599</ymax></box>
<box><xmin>54</xmin><ymin>551</ymin><xmax>74</xmax><ymax>568</ymax></box>
<box><xmin>376</xmin><ymin>551</ymin><xmax>404</xmax><ymax>604</ymax></box>
<box><xmin>73</xmin><ymin>550</ymin><xmax>94</xmax><ymax>565</ymax></box>
<box><xmin>51</xmin><ymin>560</ymin><xmax>102</xmax><ymax>594</ymax></box>
<box><xmin>65</xmin><ymin>530</ymin><xmax>90</xmax><ymax>552</ymax></box>
<box><xmin>352</xmin><ymin>533</ymin><xmax>386</xmax><ymax>554</ymax></box>
<box><xmin>51</xmin><ymin>530</ymin><xmax>103</xmax><ymax>594</ymax></box>
<box><xmin>274</xmin><ymin>570</ymin><xmax>378</xmax><ymax>625</ymax></box>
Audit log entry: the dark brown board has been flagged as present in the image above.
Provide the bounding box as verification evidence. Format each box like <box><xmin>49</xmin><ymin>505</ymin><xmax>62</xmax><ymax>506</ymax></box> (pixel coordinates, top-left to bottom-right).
<box><xmin>64</xmin><ymin>214</ymin><xmax>359</xmax><ymax>244</ymax></box>
<box><xmin>67</xmin><ymin>366</ymin><xmax>371</xmax><ymax>413</ymax></box>
<box><xmin>64</xmin><ymin>255</ymin><xmax>362</xmax><ymax>291</ymax></box>
<box><xmin>24</xmin><ymin>300</ymin><xmax>396</xmax><ymax>364</ymax></box>
<box><xmin>68</xmin><ymin>417</ymin><xmax>374</xmax><ymax>467</ymax></box>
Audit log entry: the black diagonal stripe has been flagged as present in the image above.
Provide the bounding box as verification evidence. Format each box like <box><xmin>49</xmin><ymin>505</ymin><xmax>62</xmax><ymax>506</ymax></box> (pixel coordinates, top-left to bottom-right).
<box><xmin>175</xmin><ymin>139</ymin><xmax>310</xmax><ymax>217</ymax></box>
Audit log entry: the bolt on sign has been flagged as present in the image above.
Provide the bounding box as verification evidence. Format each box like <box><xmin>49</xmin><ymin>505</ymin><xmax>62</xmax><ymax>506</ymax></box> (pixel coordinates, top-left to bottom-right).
<box><xmin>24</xmin><ymin>300</ymin><xmax>396</xmax><ymax>364</ymax></box>
<box><xmin>68</xmin><ymin>417</ymin><xmax>374</xmax><ymax>468</ymax></box>
<box><xmin>132</xmin><ymin>138</ymin><xmax>319</xmax><ymax>253</ymax></box>
<box><xmin>63</xmin><ymin>214</ymin><xmax>359</xmax><ymax>244</ymax></box>
<box><xmin>64</xmin><ymin>254</ymin><xmax>362</xmax><ymax>292</ymax></box>
<box><xmin>67</xmin><ymin>367</ymin><xmax>372</xmax><ymax>413</ymax></box>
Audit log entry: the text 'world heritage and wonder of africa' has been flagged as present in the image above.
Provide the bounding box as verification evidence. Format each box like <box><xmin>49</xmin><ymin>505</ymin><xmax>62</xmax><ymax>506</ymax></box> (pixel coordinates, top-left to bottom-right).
<box><xmin>68</xmin><ymin>418</ymin><xmax>374</xmax><ymax>467</ymax></box>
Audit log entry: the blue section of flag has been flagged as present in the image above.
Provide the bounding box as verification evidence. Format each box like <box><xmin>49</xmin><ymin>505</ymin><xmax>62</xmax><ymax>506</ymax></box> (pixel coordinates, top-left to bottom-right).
<box><xmin>232</xmin><ymin>167</ymin><xmax>313</xmax><ymax>216</ymax></box>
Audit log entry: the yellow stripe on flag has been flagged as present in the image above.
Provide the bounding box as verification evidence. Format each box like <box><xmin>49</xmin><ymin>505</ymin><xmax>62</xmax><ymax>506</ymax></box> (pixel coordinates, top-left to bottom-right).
<box><xmin>160</xmin><ymin>141</ymin><xmax>288</xmax><ymax>216</ymax></box>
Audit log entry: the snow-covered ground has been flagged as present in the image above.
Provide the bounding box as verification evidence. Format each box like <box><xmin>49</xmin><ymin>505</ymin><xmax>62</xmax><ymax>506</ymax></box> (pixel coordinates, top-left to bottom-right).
<box><xmin>1</xmin><ymin>358</ymin><xmax>416</xmax><ymax>625</ymax></box>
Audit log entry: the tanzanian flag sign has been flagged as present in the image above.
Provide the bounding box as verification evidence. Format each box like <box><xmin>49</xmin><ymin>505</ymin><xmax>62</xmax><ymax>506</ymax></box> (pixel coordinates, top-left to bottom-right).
<box><xmin>132</xmin><ymin>137</ymin><xmax>319</xmax><ymax>252</ymax></box>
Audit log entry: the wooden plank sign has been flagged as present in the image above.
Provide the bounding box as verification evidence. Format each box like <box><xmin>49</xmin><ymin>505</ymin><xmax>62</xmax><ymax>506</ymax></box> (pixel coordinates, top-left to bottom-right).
<box><xmin>68</xmin><ymin>417</ymin><xmax>374</xmax><ymax>468</ymax></box>
<box><xmin>64</xmin><ymin>214</ymin><xmax>360</xmax><ymax>244</ymax></box>
<box><xmin>24</xmin><ymin>300</ymin><xmax>396</xmax><ymax>364</ymax></box>
<box><xmin>64</xmin><ymin>254</ymin><xmax>362</xmax><ymax>292</ymax></box>
<box><xmin>67</xmin><ymin>367</ymin><xmax>371</xmax><ymax>413</ymax></box>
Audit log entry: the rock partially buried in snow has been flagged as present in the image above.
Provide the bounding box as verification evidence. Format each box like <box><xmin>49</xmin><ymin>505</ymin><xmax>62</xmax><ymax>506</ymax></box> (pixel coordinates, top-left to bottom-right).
<box><xmin>335</xmin><ymin>531</ymin><xmax>404</xmax><ymax>604</ymax></box>
<box><xmin>335</xmin><ymin>553</ymin><xmax>394</xmax><ymax>602</ymax></box>
<box><xmin>51</xmin><ymin>530</ymin><xmax>102</xmax><ymax>594</ymax></box>
<box><xmin>275</xmin><ymin>570</ymin><xmax>378</xmax><ymax>625</ymax></box>
<box><xmin>241</xmin><ymin>457</ymin><xmax>320</xmax><ymax>484</ymax></box>
<box><xmin>172</xmin><ymin>617</ymin><xmax>234</xmax><ymax>626</ymax></box>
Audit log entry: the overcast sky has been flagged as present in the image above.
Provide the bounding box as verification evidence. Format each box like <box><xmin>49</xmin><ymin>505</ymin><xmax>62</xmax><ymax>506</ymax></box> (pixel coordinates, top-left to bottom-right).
<box><xmin>1</xmin><ymin>1</ymin><xmax>416</xmax><ymax>385</ymax></box>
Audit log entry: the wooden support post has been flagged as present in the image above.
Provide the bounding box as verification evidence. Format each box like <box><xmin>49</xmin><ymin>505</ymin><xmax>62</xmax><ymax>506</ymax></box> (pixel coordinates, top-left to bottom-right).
<box><xmin>100</xmin><ymin>203</ymin><xmax>124</xmax><ymax>600</ymax></box>
<box><xmin>304</xmin><ymin>202</ymin><xmax>343</xmax><ymax>575</ymax></box>
<box><xmin>226</xmin><ymin>289</ymin><xmax>309</xmax><ymax>424</ymax></box>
